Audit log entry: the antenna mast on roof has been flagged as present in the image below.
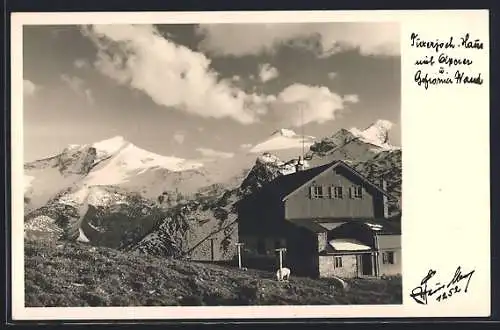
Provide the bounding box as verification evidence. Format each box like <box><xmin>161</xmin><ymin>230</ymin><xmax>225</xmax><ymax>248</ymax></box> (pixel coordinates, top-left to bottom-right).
<box><xmin>301</xmin><ymin>103</ymin><xmax>305</xmax><ymax>159</ymax></box>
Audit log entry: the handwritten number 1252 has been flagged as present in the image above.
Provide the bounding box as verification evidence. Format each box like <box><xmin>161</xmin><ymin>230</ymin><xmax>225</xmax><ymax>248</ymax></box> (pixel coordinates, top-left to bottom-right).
<box><xmin>435</xmin><ymin>285</ymin><xmax>461</xmax><ymax>302</ymax></box>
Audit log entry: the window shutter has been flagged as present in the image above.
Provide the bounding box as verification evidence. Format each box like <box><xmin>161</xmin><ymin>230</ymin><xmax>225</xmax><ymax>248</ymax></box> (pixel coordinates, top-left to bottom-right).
<box><xmin>329</xmin><ymin>186</ymin><xmax>334</xmax><ymax>199</ymax></box>
<box><xmin>309</xmin><ymin>186</ymin><xmax>314</xmax><ymax>199</ymax></box>
<box><xmin>349</xmin><ymin>187</ymin><xmax>353</xmax><ymax>199</ymax></box>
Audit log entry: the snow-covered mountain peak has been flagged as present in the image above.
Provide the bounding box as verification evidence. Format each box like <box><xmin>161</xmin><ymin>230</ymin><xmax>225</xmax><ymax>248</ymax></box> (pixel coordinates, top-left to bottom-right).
<box><xmin>113</xmin><ymin>143</ymin><xmax>204</xmax><ymax>172</ymax></box>
<box><xmin>271</xmin><ymin>128</ymin><xmax>297</xmax><ymax>138</ymax></box>
<box><xmin>250</xmin><ymin>129</ymin><xmax>315</xmax><ymax>154</ymax></box>
<box><xmin>24</xmin><ymin>136</ymin><xmax>211</xmax><ymax>213</ymax></box>
<box><xmin>92</xmin><ymin>135</ymin><xmax>129</xmax><ymax>158</ymax></box>
<box><xmin>349</xmin><ymin>120</ymin><xmax>398</xmax><ymax>150</ymax></box>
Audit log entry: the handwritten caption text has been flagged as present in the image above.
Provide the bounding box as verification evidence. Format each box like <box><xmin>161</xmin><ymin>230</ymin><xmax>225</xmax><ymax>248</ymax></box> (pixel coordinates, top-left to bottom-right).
<box><xmin>411</xmin><ymin>33</ymin><xmax>484</xmax><ymax>90</ymax></box>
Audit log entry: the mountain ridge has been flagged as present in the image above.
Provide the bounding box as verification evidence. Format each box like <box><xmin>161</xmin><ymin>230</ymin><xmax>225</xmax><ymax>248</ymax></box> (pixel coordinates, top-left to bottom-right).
<box><xmin>24</xmin><ymin>120</ymin><xmax>402</xmax><ymax>260</ymax></box>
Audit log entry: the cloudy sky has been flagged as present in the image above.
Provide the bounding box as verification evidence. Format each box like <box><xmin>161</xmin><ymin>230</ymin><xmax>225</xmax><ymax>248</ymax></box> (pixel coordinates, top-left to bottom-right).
<box><xmin>23</xmin><ymin>23</ymin><xmax>400</xmax><ymax>163</ymax></box>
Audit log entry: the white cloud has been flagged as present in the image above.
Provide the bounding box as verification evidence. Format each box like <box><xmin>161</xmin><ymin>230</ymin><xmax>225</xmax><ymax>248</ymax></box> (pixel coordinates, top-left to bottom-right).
<box><xmin>343</xmin><ymin>94</ymin><xmax>359</xmax><ymax>103</ymax></box>
<box><xmin>82</xmin><ymin>24</ymin><xmax>270</xmax><ymax>124</ymax></box>
<box><xmin>60</xmin><ymin>74</ymin><xmax>95</xmax><ymax>104</ymax></box>
<box><xmin>173</xmin><ymin>132</ymin><xmax>185</xmax><ymax>144</ymax></box>
<box><xmin>240</xmin><ymin>143</ymin><xmax>253</xmax><ymax>149</ymax></box>
<box><xmin>80</xmin><ymin>24</ymin><xmax>364</xmax><ymax>128</ymax></box>
<box><xmin>196</xmin><ymin>147</ymin><xmax>234</xmax><ymax>159</ymax></box>
<box><xmin>196</xmin><ymin>22</ymin><xmax>399</xmax><ymax>57</ymax></box>
<box><xmin>74</xmin><ymin>59</ymin><xmax>89</xmax><ymax>69</ymax></box>
<box><xmin>271</xmin><ymin>84</ymin><xmax>357</xmax><ymax>127</ymax></box>
<box><xmin>23</xmin><ymin>79</ymin><xmax>36</xmax><ymax>96</ymax></box>
<box><xmin>258</xmin><ymin>63</ymin><xmax>279</xmax><ymax>83</ymax></box>
<box><xmin>327</xmin><ymin>72</ymin><xmax>338</xmax><ymax>80</ymax></box>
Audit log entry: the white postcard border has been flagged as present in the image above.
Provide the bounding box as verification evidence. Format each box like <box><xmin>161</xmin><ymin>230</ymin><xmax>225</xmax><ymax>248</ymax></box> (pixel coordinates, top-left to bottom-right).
<box><xmin>11</xmin><ymin>9</ymin><xmax>491</xmax><ymax>320</ymax></box>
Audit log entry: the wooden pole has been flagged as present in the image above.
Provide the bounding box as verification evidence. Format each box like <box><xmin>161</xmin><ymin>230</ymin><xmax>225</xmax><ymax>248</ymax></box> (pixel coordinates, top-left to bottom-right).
<box><xmin>275</xmin><ymin>248</ymin><xmax>287</xmax><ymax>269</ymax></box>
<box><xmin>209</xmin><ymin>238</ymin><xmax>215</xmax><ymax>261</ymax></box>
<box><xmin>279</xmin><ymin>250</ymin><xmax>283</xmax><ymax>269</ymax></box>
<box><xmin>235</xmin><ymin>243</ymin><xmax>244</xmax><ymax>269</ymax></box>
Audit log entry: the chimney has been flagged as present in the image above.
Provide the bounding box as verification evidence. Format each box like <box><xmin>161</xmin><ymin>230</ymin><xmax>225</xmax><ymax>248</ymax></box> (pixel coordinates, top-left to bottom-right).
<box><xmin>295</xmin><ymin>156</ymin><xmax>304</xmax><ymax>172</ymax></box>
<box><xmin>380</xmin><ymin>179</ymin><xmax>389</xmax><ymax>218</ymax></box>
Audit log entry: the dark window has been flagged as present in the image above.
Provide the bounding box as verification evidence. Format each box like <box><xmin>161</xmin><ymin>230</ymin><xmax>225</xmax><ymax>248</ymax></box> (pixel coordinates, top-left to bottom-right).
<box><xmin>257</xmin><ymin>238</ymin><xmax>266</xmax><ymax>255</ymax></box>
<box><xmin>334</xmin><ymin>256</ymin><xmax>343</xmax><ymax>268</ymax></box>
<box><xmin>351</xmin><ymin>186</ymin><xmax>363</xmax><ymax>199</ymax></box>
<box><xmin>382</xmin><ymin>251</ymin><xmax>395</xmax><ymax>264</ymax></box>
<box><xmin>312</xmin><ymin>186</ymin><xmax>324</xmax><ymax>198</ymax></box>
<box><xmin>333</xmin><ymin>186</ymin><xmax>343</xmax><ymax>199</ymax></box>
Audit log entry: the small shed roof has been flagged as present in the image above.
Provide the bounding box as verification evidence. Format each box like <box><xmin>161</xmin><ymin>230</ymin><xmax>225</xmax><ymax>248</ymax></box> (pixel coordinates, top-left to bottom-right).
<box><xmin>360</xmin><ymin>218</ymin><xmax>401</xmax><ymax>235</ymax></box>
<box><xmin>329</xmin><ymin>238</ymin><xmax>372</xmax><ymax>251</ymax></box>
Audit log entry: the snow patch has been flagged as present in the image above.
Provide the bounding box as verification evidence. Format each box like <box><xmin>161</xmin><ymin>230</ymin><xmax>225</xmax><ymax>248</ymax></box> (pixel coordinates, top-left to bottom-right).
<box><xmin>279</xmin><ymin>164</ymin><xmax>297</xmax><ymax>175</ymax></box>
<box><xmin>257</xmin><ymin>153</ymin><xmax>283</xmax><ymax>165</ymax></box>
<box><xmin>251</xmin><ymin>136</ymin><xmax>315</xmax><ymax>153</ymax></box>
<box><xmin>77</xmin><ymin>227</ymin><xmax>90</xmax><ymax>243</ymax></box>
<box><xmin>255</xmin><ymin>152</ymin><xmax>310</xmax><ymax>176</ymax></box>
<box><xmin>272</xmin><ymin>128</ymin><xmax>297</xmax><ymax>138</ymax></box>
<box><xmin>58</xmin><ymin>187</ymin><xmax>89</xmax><ymax>207</ymax></box>
<box><xmin>365</xmin><ymin>222</ymin><xmax>384</xmax><ymax>231</ymax></box>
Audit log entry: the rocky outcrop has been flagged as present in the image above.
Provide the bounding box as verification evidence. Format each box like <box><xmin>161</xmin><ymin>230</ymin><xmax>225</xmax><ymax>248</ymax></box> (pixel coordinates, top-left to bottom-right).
<box><xmin>308</xmin><ymin>129</ymin><xmax>357</xmax><ymax>156</ymax></box>
<box><xmin>127</xmin><ymin>154</ymin><xmax>293</xmax><ymax>260</ymax></box>
<box><xmin>353</xmin><ymin>149</ymin><xmax>402</xmax><ymax>214</ymax></box>
<box><xmin>57</xmin><ymin>146</ymin><xmax>97</xmax><ymax>175</ymax></box>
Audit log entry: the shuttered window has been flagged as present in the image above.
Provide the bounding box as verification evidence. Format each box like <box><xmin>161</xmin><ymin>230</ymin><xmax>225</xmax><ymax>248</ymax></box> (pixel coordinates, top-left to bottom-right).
<box><xmin>330</xmin><ymin>186</ymin><xmax>343</xmax><ymax>199</ymax></box>
<box><xmin>310</xmin><ymin>185</ymin><xmax>324</xmax><ymax>198</ymax></box>
<box><xmin>349</xmin><ymin>186</ymin><xmax>363</xmax><ymax>199</ymax></box>
<box><xmin>334</xmin><ymin>256</ymin><xmax>343</xmax><ymax>268</ymax></box>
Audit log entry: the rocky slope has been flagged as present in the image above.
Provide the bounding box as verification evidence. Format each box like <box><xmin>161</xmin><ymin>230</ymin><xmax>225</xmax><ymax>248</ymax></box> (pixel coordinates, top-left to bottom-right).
<box><xmin>23</xmin><ymin>136</ymin><xmax>214</xmax><ymax>249</ymax></box>
<box><xmin>127</xmin><ymin>152</ymin><xmax>304</xmax><ymax>260</ymax></box>
<box><xmin>25</xmin><ymin>240</ymin><xmax>402</xmax><ymax>307</ymax></box>
<box><xmin>353</xmin><ymin>149</ymin><xmax>402</xmax><ymax>213</ymax></box>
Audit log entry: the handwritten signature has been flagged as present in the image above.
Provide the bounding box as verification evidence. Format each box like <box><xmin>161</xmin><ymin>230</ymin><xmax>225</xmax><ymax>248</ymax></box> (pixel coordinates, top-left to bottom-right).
<box><xmin>409</xmin><ymin>266</ymin><xmax>475</xmax><ymax>305</ymax></box>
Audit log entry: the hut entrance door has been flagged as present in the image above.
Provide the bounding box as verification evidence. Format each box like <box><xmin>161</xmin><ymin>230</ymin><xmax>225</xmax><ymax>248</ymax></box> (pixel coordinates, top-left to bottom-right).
<box><xmin>361</xmin><ymin>253</ymin><xmax>374</xmax><ymax>276</ymax></box>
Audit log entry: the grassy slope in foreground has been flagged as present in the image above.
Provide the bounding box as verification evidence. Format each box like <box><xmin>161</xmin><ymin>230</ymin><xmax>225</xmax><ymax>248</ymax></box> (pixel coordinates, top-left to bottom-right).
<box><xmin>25</xmin><ymin>240</ymin><xmax>402</xmax><ymax>307</ymax></box>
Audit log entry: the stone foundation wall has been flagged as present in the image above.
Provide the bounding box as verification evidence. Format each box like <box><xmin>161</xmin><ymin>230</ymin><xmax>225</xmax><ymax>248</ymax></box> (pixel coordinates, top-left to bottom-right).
<box><xmin>319</xmin><ymin>255</ymin><xmax>358</xmax><ymax>278</ymax></box>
